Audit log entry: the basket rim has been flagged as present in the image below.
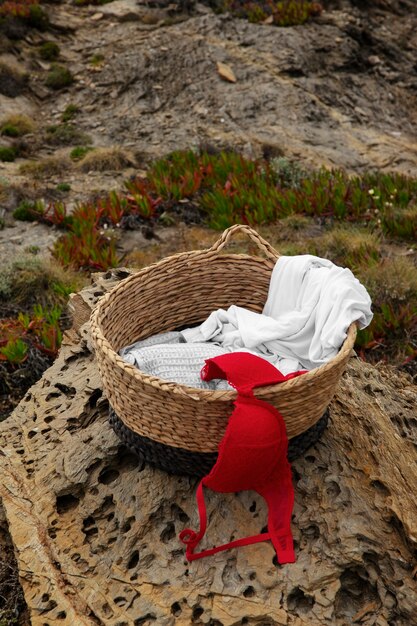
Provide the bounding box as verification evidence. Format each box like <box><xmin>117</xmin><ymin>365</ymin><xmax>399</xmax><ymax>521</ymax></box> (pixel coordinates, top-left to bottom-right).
<box><xmin>90</xmin><ymin>247</ymin><xmax>358</xmax><ymax>401</ymax></box>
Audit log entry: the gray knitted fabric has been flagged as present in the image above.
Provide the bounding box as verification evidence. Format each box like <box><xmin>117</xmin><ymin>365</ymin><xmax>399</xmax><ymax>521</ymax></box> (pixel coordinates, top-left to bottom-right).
<box><xmin>120</xmin><ymin>332</ymin><xmax>232</xmax><ymax>390</ymax></box>
<box><xmin>121</xmin><ymin>331</ymin><xmax>185</xmax><ymax>354</ymax></box>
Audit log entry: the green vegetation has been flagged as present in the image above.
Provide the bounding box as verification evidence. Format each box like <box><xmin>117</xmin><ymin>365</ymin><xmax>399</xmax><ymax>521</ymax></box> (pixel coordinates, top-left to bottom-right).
<box><xmin>279</xmin><ymin>213</ymin><xmax>312</xmax><ymax>231</ymax></box>
<box><xmin>78</xmin><ymin>146</ymin><xmax>132</xmax><ymax>172</ymax></box>
<box><xmin>0</xmin><ymin>249</ymin><xmax>88</xmax><ymax>419</ymax></box>
<box><xmin>90</xmin><ymin>53</ymin><xmax>105</xmax><ymax>66</ymax></box>
<box><xmin>25</xmin><ymin>244</ymin><xmax>40</xmax><ymax>253</ymax></box>
<box><xmin>46</xmin><ymin>123</ymin><xmax>91</xmax><ymax>146</ymax></box>
<box><xmin>382</xmin><ymin>205</ymin><xmax>417</xmax><ymax>241</ymax></box>
<box><xmin>56</xmin><ymin>182</ymin><xmax>71</xmax><ymax>192</ymax></box>
<box><xmin>270</xmin><ymin>156</ymin><xmax>308</xmax><ymax>189</ymax></box>
<box><xmin>0</xmin><ymin>0</ymin><xmax>36</xmax><ymax>18</ymax></box>
<box><xmin>0</xmin><ymin>337</ymin><xmax>28</xmax><ymax>364</ymax></box>
<box><xmin>10</xmin><ymin>148</ymin><xmax>417</xmax><ymax>367</ymax></box>
<box><xmin>73</xmin><ymin>0</ymin><xmax>114</xmax><ymax>6</ymax></box>
<box><xmin>13</xmin><ymin>194</ymin><xmax>125</xmax><ymax>271</ymax></box>
<box><xmin>311</xmin><ymin>226</ymin><xmax>381</xmax><ymax>271</ymax></box>
<box><xmin>0</xmin><ymin>254</ymin><xmax>85</xmax><ymax>308</ymax></box>
<box><xmin>0</xmin><ymin>0</ymin><xmax>48</xmax><ymax>28</ymax></box>
<box><xmin>45</xmin><ymin>63</ymin><xmax>74</xmax><ymax>90</ymax></box>
<box><xmin>122</xmin><ymin>149</ymin><xmax>417</xmax><ymax>231</ymax></box>
<box><xmin>53</xmin><ymin>228</ymin><xmax>119</xmax><ymax>271</ymax></box>
<box><xmin>213</xmin><ymin>0</ymin><xmax>322</xmax><ymax>26</ymax></box>
<box><xmin>70</xmin><ymin>145</ymin><xmax>93</xmax><ymax>161</ymax></box>
<box><xmin>0</xmin><ymin>613</ymin><xmax>19</xmax><ymax>626</ymax></box>
<box><xmin>61</xmin><ymin>103</ymin><xmax>80</xmax><ymax>123</ymax></box>
<box><xmin>38</xmin><ymin>40</ymin><xmax>60</xmax><ymax>60</ymax></box>
<box><xmin>50</xmin><ymin>199</ymin><xmax>122</xmax><ymax>270</ymax></box>
<box><xmin>1</xmin><ymin>124</ymin><xmax>20</xmax><ymax>137</ymax></box>
<box><xmin>0</xmin><ymin>2</ymin><xmax>49</xmax><ymax>48</ymax></box>
<box><xmin>0</xmin><ymin>114</ymin><xmax>35</xmax><ymax>137</ymax></box>
<box><xmin>355</xmin><ymin>257</ymin><xmax>417</xmax><ymax>361</ymax></box>
<box><xmin>26</xmin><ymin>2</ymin><xmax>48</xmax><ymax>29</ymax></box>
<box><xmin>0</xmin><ymin>146</ymin><xmax>17</xmax><ymax>161</ymax></box>
<box><xmin>0</xmin><ymin>304</ymin><xmax>62</xmax><ymax>363</ymax></box>
<box><xmin>13</xmin><ymin>199</ymin><xmax>44</xmax><ymax>221</ymax></box>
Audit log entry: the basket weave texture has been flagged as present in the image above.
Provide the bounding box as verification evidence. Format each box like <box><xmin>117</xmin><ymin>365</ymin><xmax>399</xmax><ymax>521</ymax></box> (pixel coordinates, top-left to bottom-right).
<box><xmin>109</xmin><ymin>407</ymin><xmax>329</xmax><ymax>478</ymax></box>
<box><xmin>90</xmin><ymin>224</ymin><xmax>357</xmax><ymax>454</ymax></box>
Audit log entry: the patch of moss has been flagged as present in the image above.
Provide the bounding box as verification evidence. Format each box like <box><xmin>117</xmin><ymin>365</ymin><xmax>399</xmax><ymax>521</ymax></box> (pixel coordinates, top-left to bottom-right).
<box><xmin>45</xmin><ymin>64</ymin><xmax>74</xmax><ymax>90</ymax></box>
<box><xmin>27</xmin><ymin>4</ymin><xmax>49</xmax><ymax>29</ymax></box>
<box><xmin>0</xmin><ymin>114</ymin><xmax>35</xmax><ymax>137</ymax></box>
<box><xmin>90</xmin><ymin>53</ymin><xmax>105</xmax><ymax>66</ymax></box>
<box><xmin>61</xmin><ymin>103</ymin><xmax>79</xmax><ymax>122</ymax></box>
<box><xmin>46</xmin><ymin>123</ymin><xmax>91</xmax><ymax>146</ymax></box>
<box><xmin>70</xmin><ymin>145</ymin><xmax>93</xmax><ymax>161</ymax></box>
<box><xmin>0</xmin><ymin>146</ymin><xmax>17</xmax><ymax>162</ymax></box>
<box><xmin>0</xmin><ymin>123</ymin><xmax>19</xmax><ymax>137</ymax></box>
<box><xmin>38</xmin><ymin>40</ymin><xmax>60</xmax><ymax>61</ymax></box>
<box><xmin>56</xmin><ymin>182</ymin><xmax>71</xmax><ymax>192</ymax></box>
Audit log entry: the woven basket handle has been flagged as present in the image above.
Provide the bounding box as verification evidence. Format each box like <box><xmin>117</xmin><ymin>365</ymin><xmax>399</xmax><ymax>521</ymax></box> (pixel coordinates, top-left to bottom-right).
<box><xmin>208</xmin><ymin>224</ymin><xmax>279</xmax><ymax>261</ymax></box>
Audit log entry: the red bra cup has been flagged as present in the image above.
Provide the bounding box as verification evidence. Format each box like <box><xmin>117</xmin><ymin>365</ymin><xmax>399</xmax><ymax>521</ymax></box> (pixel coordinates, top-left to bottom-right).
<box><xmin>179</xmin><ymin>352</ymin><xmax>306</xmax><ymax>565</ymax></box>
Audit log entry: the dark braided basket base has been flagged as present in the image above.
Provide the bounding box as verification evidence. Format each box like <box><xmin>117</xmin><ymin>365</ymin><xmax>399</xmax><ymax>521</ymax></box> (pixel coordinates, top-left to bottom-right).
<box><xmin>109</xmin><ymin>407</ymin><xmax>329</xmax><ymax>478</ymax></box>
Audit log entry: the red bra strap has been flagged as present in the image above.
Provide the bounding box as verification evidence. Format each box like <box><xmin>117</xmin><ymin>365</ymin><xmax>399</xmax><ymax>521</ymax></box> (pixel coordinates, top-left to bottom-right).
<box><xmin>179</xmin><ymin>480</ymin><xmax>295</xmax><ymax>564</ymax></box>
<box><xmin>260</xmin><ymin>479</ymin><xmax>295</xmax><ymax>564</ymax></box>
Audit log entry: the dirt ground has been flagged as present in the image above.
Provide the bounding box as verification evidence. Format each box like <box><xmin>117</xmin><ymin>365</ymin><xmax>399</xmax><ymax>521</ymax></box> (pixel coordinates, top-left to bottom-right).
<box><xmin>1</xmin><ymin>0</ymin><xmax>417</xmax><ymax>261</ymax></box>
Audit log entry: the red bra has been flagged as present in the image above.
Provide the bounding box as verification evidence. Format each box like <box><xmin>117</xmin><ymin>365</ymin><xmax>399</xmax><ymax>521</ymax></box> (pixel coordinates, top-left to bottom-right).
<box><xmin>179</xmin><ymin>352</ymin><xmax>306</xmax><ymax>565</ymax></box>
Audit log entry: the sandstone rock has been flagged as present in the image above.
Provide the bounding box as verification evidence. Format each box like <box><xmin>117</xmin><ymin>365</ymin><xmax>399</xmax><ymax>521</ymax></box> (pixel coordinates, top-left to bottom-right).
<box><xmin>1</xmin><ymin>271</ymin><xmax>417</xmax><ymax>625</ymax></box>
<box><xmin>0</xmin><ymin>95</ymin><xmax>37</xmax><ymax>118</ymax></box>
<box><xmin>99</xmin><ymin>0</ymin><xmax>145</xmax><ymax>22</ymax></box>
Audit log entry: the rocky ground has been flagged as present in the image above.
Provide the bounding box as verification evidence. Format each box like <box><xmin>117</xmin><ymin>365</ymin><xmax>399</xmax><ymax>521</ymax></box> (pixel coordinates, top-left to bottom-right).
<box><xmin>1</xmin><ymin>0</ymin><xmax>417</xmax><ymax>624</ymax></box>
<box><xmin>1</xmin><ymin>273</ymin><xmax>417</xmax><ymax>626</ymax></box>
<box><xmin>1</xmin><ymin>0</ymin><xmax>417</xmax><ymax>260</ymax></box>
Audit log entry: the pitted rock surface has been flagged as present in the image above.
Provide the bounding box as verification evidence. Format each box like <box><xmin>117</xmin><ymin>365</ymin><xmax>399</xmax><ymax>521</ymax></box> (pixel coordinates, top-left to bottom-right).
<box><xmin>0</xmin><ymin>270</ymin><xmax>417</xmax><ymax>625</ymax></box>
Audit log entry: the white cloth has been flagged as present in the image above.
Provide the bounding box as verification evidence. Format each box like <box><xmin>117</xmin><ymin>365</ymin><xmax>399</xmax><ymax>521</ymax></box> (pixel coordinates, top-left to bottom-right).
<box><xmin>182</xmin><ymin>254</ymin><xmax>373</xmax><ymax>374</ymax></box>
<box><xmin>120</xmin><ymin>332</ymin><xmax>232</xmax><ymax>390</ymax></box>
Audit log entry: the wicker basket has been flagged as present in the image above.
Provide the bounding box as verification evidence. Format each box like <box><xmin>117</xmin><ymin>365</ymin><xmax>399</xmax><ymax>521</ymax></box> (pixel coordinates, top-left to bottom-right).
<box><xmin>108</xmin><ymin>406</ymin><xmax>330</xmax><ymax>477</ymax></box>
<box><xmin>90</xmin><ymin>224</ymin><xmax>357</xmax><ymax>468</ymax></box>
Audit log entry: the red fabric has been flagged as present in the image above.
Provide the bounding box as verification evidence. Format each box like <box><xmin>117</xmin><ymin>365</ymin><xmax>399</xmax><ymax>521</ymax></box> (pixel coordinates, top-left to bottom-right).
<box><xmin>179</xmin><ymin>352</ymin><xmax>306</xmax><ymax>565</ymax></box>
